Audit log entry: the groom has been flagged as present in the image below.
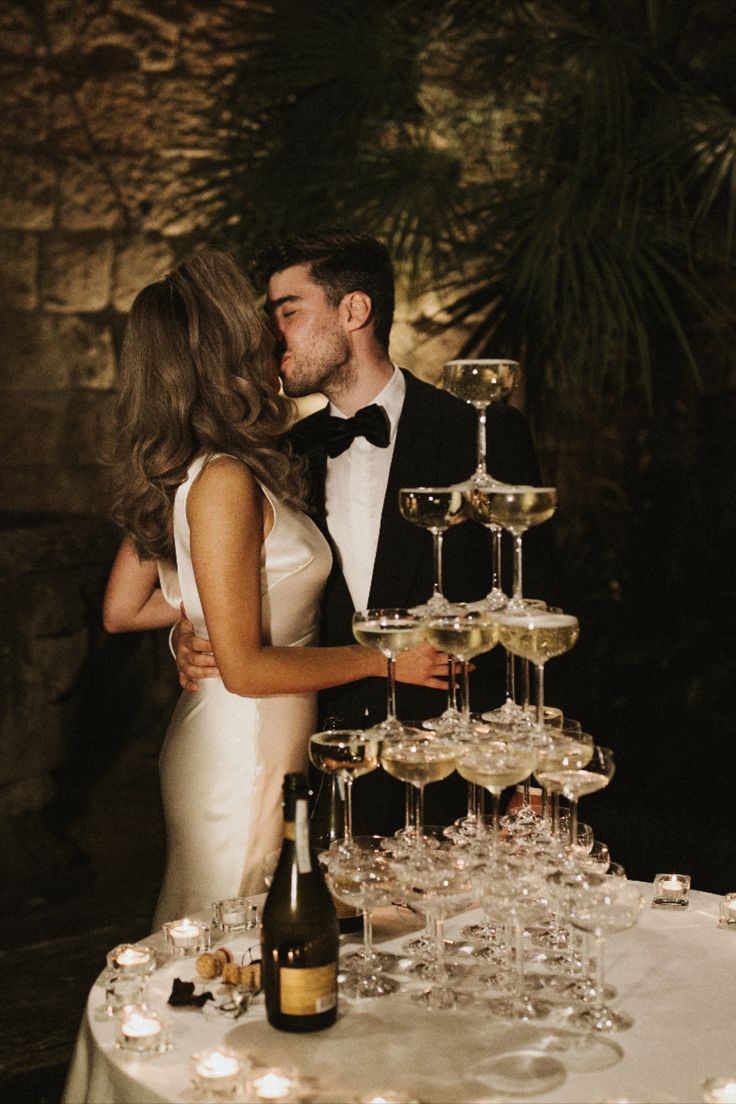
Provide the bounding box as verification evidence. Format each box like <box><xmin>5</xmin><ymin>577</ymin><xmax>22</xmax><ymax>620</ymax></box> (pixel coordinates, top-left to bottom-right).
<box><xmin>176</xmin><ymin>231</ymin><xmax>550</xmax><ymax>831</ymax></box>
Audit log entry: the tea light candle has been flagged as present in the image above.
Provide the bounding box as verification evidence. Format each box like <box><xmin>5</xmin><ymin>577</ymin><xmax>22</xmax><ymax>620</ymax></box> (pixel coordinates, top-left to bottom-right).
<box><xmin>653</xmin><ymin>872</ymin><xmax>690</xmax><ymax>906</ymax></box>
<box><xmin>213</xmin><ymin>897</ymin><xmax>248</xmax><ymax>931</ymax></box>
<box><xmin>251</xmin><ymin>1071</ymin><xmax>299</xmax><ymax>1102</ymax></box>
<box><xmin>191</xmin><ymin>1047</ymin><xmax>244</xmax><ymax>1096</ymax></box>
<box><xmin>108</xmin><ymin>944</ymin><xmax>154</xmax><ymax>974</ymax></box>
<box><xmin>718</xmin><ymin>893</ymin><xmax>736</xmax><ymax>928</ymax></box>
<box><xmin>164</xmin><ymin>917</ymin><xmax>203</xmax><ymax>952</ymax></box>
<box><xmin>359</xmin><ymin>1094</ymin><xmax>420</xmax><ymax>1104</ymax></box>
<box><xmin>703</xmin><ymin>1078</ymin><xmax>736</xmax><ymax>1103</ymax></box>
<box><xmin>116</xmin><ymin>1005</ymin><xmax>166</xmax><ymax>1054</ymax></box>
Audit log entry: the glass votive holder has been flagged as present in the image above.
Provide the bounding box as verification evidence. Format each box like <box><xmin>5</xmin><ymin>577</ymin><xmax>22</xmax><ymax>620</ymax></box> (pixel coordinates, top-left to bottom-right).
<box><xmin>115</xmin><ymin>1004</ymin><xmax>170</xmax><ymax>1055</ymax></box>
<box><xmin>163</xmin><ymin>917</ymin><xmax>210</xmax><ymax>955</ymax></box>
<box><xmin>212</xmin><ymin>896</ymin><xmax>260</xmax><ymax>933</ymax></box>
<box><xmin>104</xmin><ymin>972</ymin><xmax>147</xmax><ymax>1015</ymax></box>
<box><xmin>358</xmin><ymin>1094</ymin><xmax>420</xmax><ymax>1104</ymax></box>
<box><xmin>107</xmin><ymin>943</ymin><xmax>156</xmax><ymax>976</ymax></box>
<box><xmin>653</xmin><ymin>872</ymin><xmax>690</xmax><ymax>907</ymax></box>
<box><xmin>249</xmin><ymin>1069</ymin><xmax>314</xmax><ymax>1102</ymax></box>
<box><xmin>191</xmin><ymin>1046</ymin><xmax>248</xmax><ymax>1099</ymax></box>
<box><xmin>718</xmin><ymin>893</ymin><xmax>736</xmax><ymax>929</ymax></box>
<box><xmin>703</xmin><ymin>1077</ymin><xmax>736</xmax><ymax>1102</ymax></box>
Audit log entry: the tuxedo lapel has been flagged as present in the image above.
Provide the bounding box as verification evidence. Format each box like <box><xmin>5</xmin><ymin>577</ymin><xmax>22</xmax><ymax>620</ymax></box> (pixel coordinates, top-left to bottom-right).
<box><xmin>368</xmin><ymin>371</ymin><xmax>442</xmax><ymax>608</ymax></box>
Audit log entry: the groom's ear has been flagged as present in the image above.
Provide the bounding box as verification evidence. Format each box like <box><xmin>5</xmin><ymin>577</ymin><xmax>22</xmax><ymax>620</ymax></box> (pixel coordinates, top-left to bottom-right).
<box><xmin>340</xmin><ymin>289</ymin><xmax>373</xmax><ymax>333</ymax></box>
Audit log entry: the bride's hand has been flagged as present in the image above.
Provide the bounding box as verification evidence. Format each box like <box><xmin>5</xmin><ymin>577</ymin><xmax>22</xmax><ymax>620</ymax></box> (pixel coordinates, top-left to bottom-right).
<box><xmin>394</xmin><ymin>642</ymin><xmax>450</xmax><ymax>690</ymax></box>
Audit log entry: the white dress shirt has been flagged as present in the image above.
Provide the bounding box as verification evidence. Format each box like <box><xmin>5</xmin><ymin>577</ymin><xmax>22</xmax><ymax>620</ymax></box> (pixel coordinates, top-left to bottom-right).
<box><xmin>324</xmin><ymin>366</ymin><xmax>406</xmax><ymax>612</ymax></box>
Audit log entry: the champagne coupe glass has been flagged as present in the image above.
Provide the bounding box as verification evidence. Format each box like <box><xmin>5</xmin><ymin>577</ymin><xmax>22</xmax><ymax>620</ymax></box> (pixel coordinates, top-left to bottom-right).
<box><xmin>567</xmin><ymin>878</ymin><xmax>644</xmax><ymax>1032</ymax></box>
<box><xmin>380</xmin><ymin>736</ymin><xmax>456</xmax><ymax>849</ymax></box>
<box><xmin>398</xmin><ymin>486</ymin><xmax>465</xmax><ymax>616</ymax></box>
<box><xmin>324</xmin><ymin>837</ymin><xmax>400</xmax><ymax>998</ymax></box>
<box><xmin>309</xmin><ymin>729</ymin><xmax>381</xmax><ymax>850</ymax></box>
<box><xmin>471</xmin><ymin>485</ymin><xmax>558</xmax><ymax>613</ymax></box>
<box><xmin>424</xmin><ymin>605</ymin><xmax>499</xmax><ymax>734</ymax></box>
<box><xmin>424</xmin><ymin>605</ymin><xmax>499</xmax><ymax>834</ymax></box>
<box><xmin>456</xmin><ymin>740</ymin><xmax>538</xmax><ymax>843</ymax></box>
<box><xmin>496</xmin><ymin>610</ymin><xmax>579</xmax><ymax>743</ymax></box>
<box><xmin>352</xmin><ymin>608</ymin><xmax>425</xmax><ymax>737</ymax></box>
<box><xmin>536</xmin><ymin>745</ymin><xmax>615</xmax><ymax>850</ymax></box>
<box><xmin>442</xmin><ymin>359</ymin><xmax>520</xmax><ymax>486</ymax></box>
<box><xmin>391</xmin><ymin>850</ymin><xmax>478</xmax><ymax>1009</ymax></box>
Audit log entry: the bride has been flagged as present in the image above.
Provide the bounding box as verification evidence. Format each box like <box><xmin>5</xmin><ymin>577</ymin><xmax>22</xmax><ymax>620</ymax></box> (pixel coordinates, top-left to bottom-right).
<box><xmin>104</xmin><ymin>249</ymin><xmax>443</xmax><ymax>927</ymax></box>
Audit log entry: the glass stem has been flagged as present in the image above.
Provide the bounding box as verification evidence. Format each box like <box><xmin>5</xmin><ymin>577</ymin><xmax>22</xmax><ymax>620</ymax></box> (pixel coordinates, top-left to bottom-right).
<box><xmin>404</xmin><ymin>783</ymin><xmax>415</xmax><ymax>832</ymax></box>
<box><xmin>522</xmin><ymin>659</ymin><xmax>531</xmax><ymax>711</ymax></box>
<box><xmin>344</xmin><ymin>777</ymin><xmax>353</xmax><ymax>844</ymax></box>
<box><xmin>569</xmin><ymin>797</ymin><xmax>579</xmax><ymax>847</ymax></box>
<box><xmin>536</xmin><ymin>662</ymin><xmax>545</xmax><ymax>731</ymax></box>
<box><xmin>414</xmin><ymin>783</ymin><xmax>425</xmax><ymax>845</ymax></box>
<box><xmin>551</xmin><ymin>792</ymin><xmax>560</xmax><ymax>836</ymax></box>
<box><xmin>435</xmin><ymin>915</ymin><xmax>448</xmax><ymax>987</ymax></box>
<box><xmin>491</xmin><ymin>789</ymin><xmax>501</xmax><ymax>840</ymax></box>
<box><xmin>461</xmin><ymin>658</ymin><xmax>471</xmax><ymax>723</ymax></box>
<box><xmin>475</xmin><ymin>407</ymin><xmax>488</xmax><ymax>477</ymax></box>
<box><xmin>505</xmin><ymin>648</ymin><xmax>516</xmax><ymax>705</ymax></box>
<box><xmin>467</xmin><ymin>783</ymin><xmax>477</xmax><ymax>818</ymax></box>
<box><xmin>491</xmin><ymin>526</ymin><xmax>502</xmax><ymax>592</ymax></box>
<box><xmin>593</xmin><ymin>933</ymin><xmax>606</xmax><ymax>1013</ymax></box>
<box><xmin>386</xmin><ymin>655</ymin><xmax>397</xmax><ymax>722</ymax></box>
<box><xmin>448</xmin><ymin>657</ymin><xmax>457</xmax><ymax>712</ymax></box>
<box><xmin>432</xmin><ymin>529</ymin><xmax>445</xmax><ymax>602</ymax></box>
<box><xmin>363</xmin><ymin>909</ymin><xmax>374</xmax><ymax>971</ymax></box>
<box><xmin>512</xmin><ymin>531</ymin><xmax>524</xmax><ymax>605</ymax></box>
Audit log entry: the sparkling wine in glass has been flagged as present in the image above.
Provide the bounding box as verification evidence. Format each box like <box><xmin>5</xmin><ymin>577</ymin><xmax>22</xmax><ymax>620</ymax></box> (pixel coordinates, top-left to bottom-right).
<box><xmin>398</xmin><ymin>486</ymin><xmax>465</xmax><ymax>615</ymax></box>
<box><xmin>456</xmin><ymin>740</ymin><xmax>538</xmax><ymax>841</ymax></box>
<box><xmin>442</xmin><ymin>359</ymin><xmax>520</xmax><ymax>485</ymax></box>
<box><xmin>309</xmin><ymin>729</ymin><xmax>381</xmax><ymax>849</ymax></box>
<box><xmin>536</xmin><ymin>744</ymin><xmax>615</xmax><ymax>848</ymax></box>
<box><xmin>424</xmin><ymin>605</ymin><xmax>499</xmax><ymax>731</ymax></box>
<box><xmin>468</xmin><ymin>484</ymin><xmax>557</xmax><ymax>613</ymax></box>
<box><xmin>352</xmin><ymin>608</ymin><xmax>425</xmax><ymax>737</ymax></box>
<box><xmin>380</xmin><ymin>737</ymin><xmax>456</xmax><ymax>848</ymax></box>
<box><xmin>496</xmin><ymin>609</ymin><xmax>579</xmax><ymax>741</ymax></box>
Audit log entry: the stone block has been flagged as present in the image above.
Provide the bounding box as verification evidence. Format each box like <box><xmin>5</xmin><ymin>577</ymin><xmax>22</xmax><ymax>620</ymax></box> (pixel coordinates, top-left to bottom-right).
<box><xmin>40</xmin><ymin>235</ymin><xmax>114</xmax><ymax>312</ymax></box>
<box><xmin>24</xmin><ymin>628</ymin><xmax>90</xmax><ymax>700</ymax></box>
<box><xmin>113</xmin><ymin>234</ymin><xmax>174</xmax><ymax>310</ymax></box>
<box><xmin>107</xmin><ymin>151</ymin><xmax>204</xmax><ymax>236</ymax></box>
<box><xmin>0</xmin><ymin>311</ymin><xmax>115</xmax><ymax>389</ymax></box>
<box><xmin>54</xmin><ymin>74</ymin><xmax>157</xmax><ymax>155</ymax></box>
<box><xmin>0</xmin><ymin>390</ymin><xmax>116</xmax><ymax>471</ymax></box>
<box><xmin>47</xmin><ymin>0</ymin><xmax>180</xmax><ymax>70</ymax></box>
<box><xmin>0</xmin><ymin>232</ymin><xmax>38</xmax><ymax>309</ymax></box>
<box><xmin>151</xmin><ymin>76</ymin><xmax>213</xmax><ymax>149</ymax></box>
<box><xmin>1</xmin><ymin>462</ymin><xmax>113</xmax><ymax>516</ymax></box>
<box><xmin>0</xmin><ymin>151</ymin><xmax>56</xmax><ymax>230</ymax></box>
<box><xmin>59</xmin><ymin>157</ymin><xmax>124</xmax><ymax>230</ymax></box>
<box><xmin>180</xmin><ymin>4</ymin><xmax>247</xmax><ymax>76</ymax></box>
<box><xmin>0</xmin><ymin>63</ymin><xmax>51</xmax><ymax>146</ymax></box>
<box><xmin>0</xmin><ymin>2</ymin><xmax>39</xmax><ymax>57</ymax></box>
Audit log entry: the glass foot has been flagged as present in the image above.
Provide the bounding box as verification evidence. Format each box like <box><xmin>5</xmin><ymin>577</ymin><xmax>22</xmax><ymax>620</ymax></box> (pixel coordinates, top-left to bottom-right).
<box><xmin>565</xmin><ymin>1004</ymin><xmax>633</xmax><ymax>1032</ymax></box>
<box><xmin>339</xmin><ymin>970</ymin><xmax>400</xmax><ymax>998</ymax></box>
<box><xmin>411</xmin><ymin>984</ymin><xmax>473</xmax><ymax>1010</ymax></box>
<box><xmin>473</xmin><ymin>1051</ymin><xmax>566</xmax><ymax>1097</ymax></box>
<box><xmin>486</xmin><ymin>994</ymin><xmax>553</xmax><ymax>1021</ymax></box>
<box><xmin>340</xmin><ymin>949</ymin><xmax>398</xmax><ymax>974</ymax></box>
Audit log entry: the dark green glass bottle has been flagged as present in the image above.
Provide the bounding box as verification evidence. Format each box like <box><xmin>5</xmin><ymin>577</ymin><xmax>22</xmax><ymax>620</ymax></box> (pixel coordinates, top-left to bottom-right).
<box><xmin>261</xmin><ymin>772</ymin><xmax>339</xmax><ymax>1032</ymax></box>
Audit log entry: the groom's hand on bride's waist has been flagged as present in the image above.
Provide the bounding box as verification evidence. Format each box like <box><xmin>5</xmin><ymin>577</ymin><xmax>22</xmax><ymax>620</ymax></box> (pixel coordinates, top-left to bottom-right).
<box><xmin>173</xmin><ymin>606</ymin><xmax>219</xmax><ymax>692</ymax></box>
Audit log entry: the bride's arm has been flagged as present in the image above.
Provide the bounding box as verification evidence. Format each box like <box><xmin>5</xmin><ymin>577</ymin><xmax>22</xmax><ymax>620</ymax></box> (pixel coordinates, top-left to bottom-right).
<box><xmin>102</xmin><ymin>537</ymin><xmax>179</xmax><ymax>633</ymax></box>
<box><xmin>188</xmin><ymin>457</ymin><xmax>446</xmax><ymax>696</ymax></box>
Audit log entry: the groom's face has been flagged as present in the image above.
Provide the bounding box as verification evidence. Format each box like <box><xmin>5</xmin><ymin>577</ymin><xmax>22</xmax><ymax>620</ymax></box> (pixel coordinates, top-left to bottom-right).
<box><xmin>267</xmin><ymin>264</ymin><xmax>352</xmax><ymax>398</ymax></box>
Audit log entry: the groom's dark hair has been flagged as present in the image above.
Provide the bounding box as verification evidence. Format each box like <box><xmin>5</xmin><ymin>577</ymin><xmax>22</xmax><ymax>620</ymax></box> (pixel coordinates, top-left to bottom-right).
<box><xmin>258</xmin><ymin>231</ymin><xmax>395</xmax><ymax>351</ymax></box>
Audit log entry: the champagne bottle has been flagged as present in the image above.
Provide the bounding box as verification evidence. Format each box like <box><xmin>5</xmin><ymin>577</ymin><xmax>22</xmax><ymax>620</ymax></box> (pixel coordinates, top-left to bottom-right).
<box><xmin>261</xmin><ymin>772</ymin><xmax>339</xmax><ymax>1032</ymax></box>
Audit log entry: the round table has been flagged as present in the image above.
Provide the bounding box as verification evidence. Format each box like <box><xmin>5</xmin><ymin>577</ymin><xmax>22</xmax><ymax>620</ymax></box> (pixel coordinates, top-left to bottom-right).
<box><xmin>62</xmin><ymin>884</ymin><xmax>736</xmax><ymax>1104</ymax></box>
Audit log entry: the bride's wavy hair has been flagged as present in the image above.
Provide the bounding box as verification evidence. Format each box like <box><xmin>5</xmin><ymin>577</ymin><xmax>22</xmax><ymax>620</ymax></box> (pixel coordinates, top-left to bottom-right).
<box><xmin>111</xmin><ymin>248</ymin><xmax>307</xmax><ymax>561</ymax></box>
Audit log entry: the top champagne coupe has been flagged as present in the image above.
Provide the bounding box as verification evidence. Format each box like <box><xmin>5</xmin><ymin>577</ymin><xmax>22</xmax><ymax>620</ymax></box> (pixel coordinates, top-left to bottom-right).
<box><xmin>442</xmin><ymin>359</ymin><xmax>520</xmax><ymax>485</ymax></box>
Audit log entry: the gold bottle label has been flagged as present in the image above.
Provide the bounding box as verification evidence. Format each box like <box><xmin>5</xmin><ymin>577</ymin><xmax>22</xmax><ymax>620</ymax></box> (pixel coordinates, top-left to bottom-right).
<box><xmin>279</xmin><ymin>962</ymin><xmax>337</xmax><ymax>1015</ymax></box>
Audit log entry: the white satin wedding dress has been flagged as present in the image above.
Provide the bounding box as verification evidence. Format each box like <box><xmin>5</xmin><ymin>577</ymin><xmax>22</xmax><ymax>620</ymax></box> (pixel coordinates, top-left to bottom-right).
<box><xmin>153</xmin><ymin>454</ymin><xmax>331</xmax><ymax>928</ymax></box>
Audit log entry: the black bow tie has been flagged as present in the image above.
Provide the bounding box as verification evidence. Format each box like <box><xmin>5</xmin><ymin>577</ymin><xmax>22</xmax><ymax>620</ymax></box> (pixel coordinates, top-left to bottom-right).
<box><xmin>300</xmin><ymin>404</ymin><xmax>391</xmax><ymax>458</ymax></box>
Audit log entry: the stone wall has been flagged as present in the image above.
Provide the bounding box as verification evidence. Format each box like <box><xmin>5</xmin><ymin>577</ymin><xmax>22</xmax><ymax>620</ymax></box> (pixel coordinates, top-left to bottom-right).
<box><xmin>0</xmin><ymin>0</ymin><xmax>246</xmax><ymax>515</ymax></box>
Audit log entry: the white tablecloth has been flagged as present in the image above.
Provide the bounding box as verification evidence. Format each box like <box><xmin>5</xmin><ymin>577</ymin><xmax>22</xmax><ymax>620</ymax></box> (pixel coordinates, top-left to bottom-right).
<box><xmin>62</xmin><ymin>885</ymin><xmax>736</xmax><ymax>1104</ymax></box>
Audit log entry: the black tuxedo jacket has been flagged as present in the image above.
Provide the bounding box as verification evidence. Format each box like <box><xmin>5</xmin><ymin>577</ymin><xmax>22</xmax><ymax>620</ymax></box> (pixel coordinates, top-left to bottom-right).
<box><xmin>291</xmin><ymin>368</ymin><xmax>551</xmax><ymax>832</ymax></box>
